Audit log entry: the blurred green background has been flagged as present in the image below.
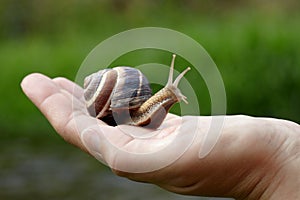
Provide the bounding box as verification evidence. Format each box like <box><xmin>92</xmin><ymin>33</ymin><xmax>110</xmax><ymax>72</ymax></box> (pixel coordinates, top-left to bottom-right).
<box><xmin>0</xmin><ymin>0</ymin><xmax>299</xmax><ymax>200</ymax></box>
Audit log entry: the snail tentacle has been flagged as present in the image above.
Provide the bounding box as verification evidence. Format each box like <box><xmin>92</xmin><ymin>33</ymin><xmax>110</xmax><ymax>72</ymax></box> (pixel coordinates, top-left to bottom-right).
<box><xmin>129</xmin><ymin>54</ymin><xmax>190</xmax><ymax>128</ymax></box>
<box><xmin>165</xmin><ymin>54</ymin><xmax>190</xmax><ymax>104</ymax></box>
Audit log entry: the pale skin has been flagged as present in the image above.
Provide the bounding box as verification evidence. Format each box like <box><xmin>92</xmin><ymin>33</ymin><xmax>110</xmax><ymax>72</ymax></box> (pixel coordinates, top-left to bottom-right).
<box><xmin>21</xmin><ymin>73</ymin><xmax>300</xmax><ymax>200</ymax></box>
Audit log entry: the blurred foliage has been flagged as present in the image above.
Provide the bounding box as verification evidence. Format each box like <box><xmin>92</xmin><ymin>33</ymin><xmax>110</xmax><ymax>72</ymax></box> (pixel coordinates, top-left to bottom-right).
<box><xmin>0</xmin><ymin>0</ymin><xmax>299</xmax><ymax>141</ymax></box>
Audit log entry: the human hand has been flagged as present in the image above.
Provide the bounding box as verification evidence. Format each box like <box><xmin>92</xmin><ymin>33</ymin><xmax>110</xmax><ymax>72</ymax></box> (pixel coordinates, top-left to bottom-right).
<box><xmin>21</xmin><ymin>73</ymin><xmax>300</xmax><ymax>200</ymax></box>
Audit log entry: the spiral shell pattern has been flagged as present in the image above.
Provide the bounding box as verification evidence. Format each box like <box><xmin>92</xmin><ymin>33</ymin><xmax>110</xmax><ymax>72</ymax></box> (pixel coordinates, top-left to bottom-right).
<box><xmin>84</xmin><ymin>67</ymin><xmax>152</xmax><ymax>125</ymax></box>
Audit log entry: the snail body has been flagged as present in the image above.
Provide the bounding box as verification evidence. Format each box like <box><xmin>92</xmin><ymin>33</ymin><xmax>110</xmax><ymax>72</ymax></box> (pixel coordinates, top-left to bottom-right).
<box><xmin>83</xmin><ymin>54</ymin><xmax>190</xmax><ymax>129</ymax></box>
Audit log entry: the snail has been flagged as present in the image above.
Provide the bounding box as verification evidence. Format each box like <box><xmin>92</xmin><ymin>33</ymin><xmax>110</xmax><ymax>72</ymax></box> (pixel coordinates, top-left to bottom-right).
<box><xmin>83</xmin><ymin>54</ymin><xmax>190</xmax><ymax>129</ymax></box>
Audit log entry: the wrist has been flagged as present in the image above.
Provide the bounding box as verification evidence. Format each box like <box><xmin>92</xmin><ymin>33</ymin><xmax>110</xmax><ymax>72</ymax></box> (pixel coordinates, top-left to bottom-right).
<box><xmin>244</xmin><ymin>118</ymin><xmax>300</xmax><ymax>200</ymax></box>
<box><xmin>262</xmin><ymin>119</ymin><xmax>300</xmax><ymax>200</ymax></box>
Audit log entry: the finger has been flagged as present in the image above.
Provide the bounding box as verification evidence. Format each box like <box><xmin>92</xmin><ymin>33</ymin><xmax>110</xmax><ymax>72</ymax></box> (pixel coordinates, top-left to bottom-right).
<box><xmin>53</xmin><ymin>77</ymin><xmax>84</xmax><ymax>100</ymax></box>
<box><xmin>21</xmin><ymin>73</ymin><xmax>89</xmax><ymax>152</ymax></box>
<box><xmin>21</xmin><ymin>73</ymin><xmax>59</xmax><ymax>106</ymax></box>
<box><xmin>51</xmin><ymin>77</ymin><xmax>108</xmax><ymax>128</ymax></box>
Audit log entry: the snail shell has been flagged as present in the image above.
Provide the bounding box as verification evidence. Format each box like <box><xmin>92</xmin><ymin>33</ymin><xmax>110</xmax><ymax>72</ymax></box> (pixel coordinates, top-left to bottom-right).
<box><xmin>83</xmin><ymin>54</ymin><xmax>190</xmax><ymax>129</ymax></box>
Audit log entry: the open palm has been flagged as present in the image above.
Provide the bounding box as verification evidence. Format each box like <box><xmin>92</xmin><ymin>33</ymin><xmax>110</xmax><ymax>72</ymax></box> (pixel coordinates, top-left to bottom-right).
<box><xmin>21</xmin><ymin>73</ymin><xmax>300</xmax><ymax>199</ymax></box>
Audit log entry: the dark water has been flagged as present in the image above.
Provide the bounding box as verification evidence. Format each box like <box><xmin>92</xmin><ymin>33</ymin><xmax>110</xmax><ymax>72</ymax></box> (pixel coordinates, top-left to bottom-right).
<box><xmin>0</xmin><ymin>139</ymin><xmax>233</xmax><ymax>200</ymax></box>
